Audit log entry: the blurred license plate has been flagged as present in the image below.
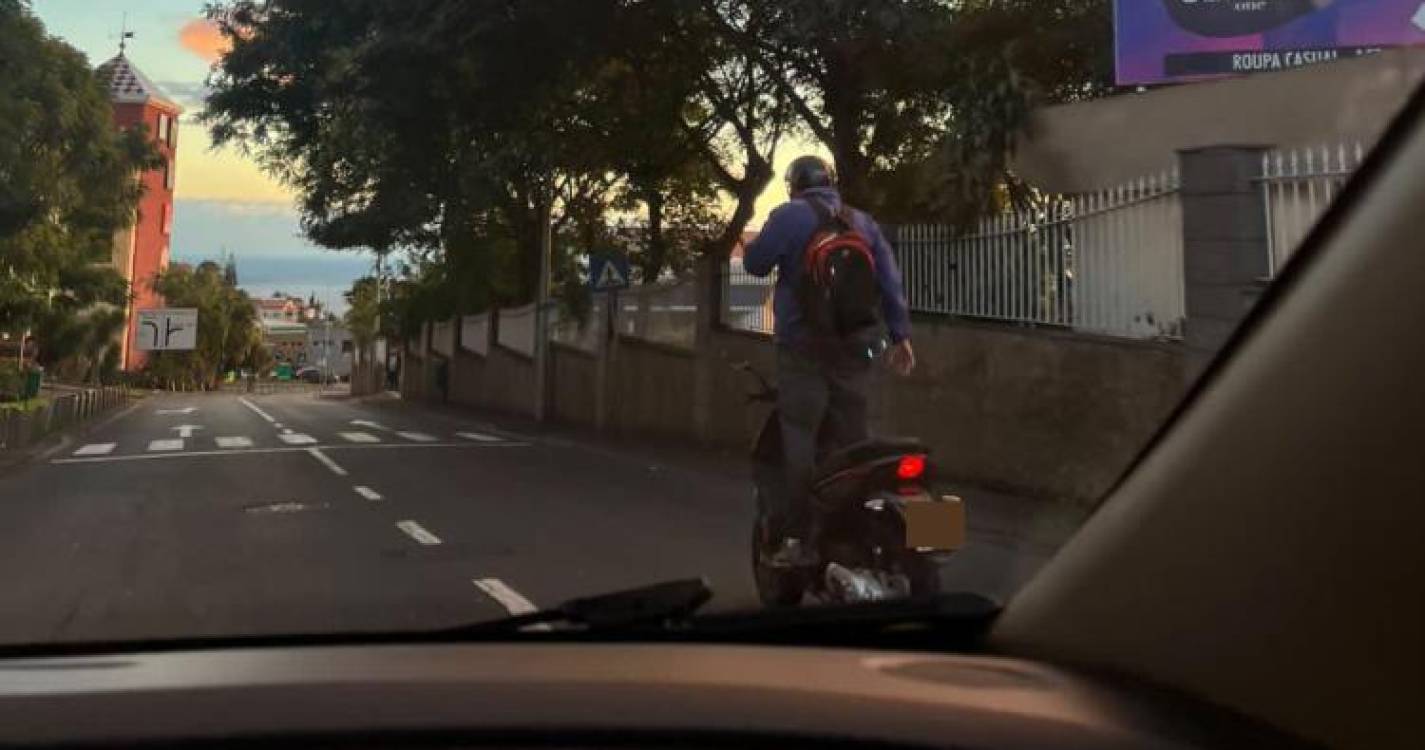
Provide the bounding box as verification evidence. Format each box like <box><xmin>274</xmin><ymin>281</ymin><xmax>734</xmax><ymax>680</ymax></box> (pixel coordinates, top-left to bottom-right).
<box><xmin>904</xmin><ymin>496</ymin><xmax>966</xmax><ymax>551</ymax></box>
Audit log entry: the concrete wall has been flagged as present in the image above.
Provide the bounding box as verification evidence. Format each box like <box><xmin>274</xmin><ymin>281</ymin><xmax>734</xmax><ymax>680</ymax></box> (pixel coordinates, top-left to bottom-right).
<box><xmin>551</xmin><ymin>344</ymin><xmax>597</xmax><ymax>426</ymax></box>
<box><xmin>606</xmin><ymin>337</ymin><xmax>697</xmax><ymax>439</ymax></box>
<box><xmin>1015</xmin><ymin>47</ymin><xmax>1425</xmax><ymax>192</ymax></box>
<box><xmin>407</xmin><ymin>307</ymin><xmax>1188</xmax><ymax>503</ymax></box>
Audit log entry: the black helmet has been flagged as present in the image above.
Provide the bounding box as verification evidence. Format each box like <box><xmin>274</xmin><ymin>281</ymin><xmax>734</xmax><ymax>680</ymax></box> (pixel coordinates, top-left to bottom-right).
<box><xmin>786</xmin><ymin>155</ymin><xmax>836</xmax><ymax>196</ymax></box>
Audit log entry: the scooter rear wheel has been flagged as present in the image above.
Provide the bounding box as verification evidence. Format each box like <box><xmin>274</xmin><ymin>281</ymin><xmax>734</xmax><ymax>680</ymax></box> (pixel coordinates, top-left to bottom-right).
<box><xmin>752</xmin><ymin>510</ymin><xmax>808</xmax><ymax>607</ymax></box>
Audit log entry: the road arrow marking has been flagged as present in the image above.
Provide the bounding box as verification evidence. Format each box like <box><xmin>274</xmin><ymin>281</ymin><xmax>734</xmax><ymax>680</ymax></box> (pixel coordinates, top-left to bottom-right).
<box><xmin>172</xmin><ymin>425</ymin><xmax>203</xmax><ymax>439</ymax></box>
<box><xmin>156</xmin><ymin>407</ymin><xmax>197</xmax><ymax>415</ymax></box>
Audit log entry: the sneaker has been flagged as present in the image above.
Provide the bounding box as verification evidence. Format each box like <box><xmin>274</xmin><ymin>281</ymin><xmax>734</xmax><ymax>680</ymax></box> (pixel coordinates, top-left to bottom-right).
<box><xmin>767</xmin><ymin>537</ymin><xmax>815</xmax><ymax>568</ymax></box>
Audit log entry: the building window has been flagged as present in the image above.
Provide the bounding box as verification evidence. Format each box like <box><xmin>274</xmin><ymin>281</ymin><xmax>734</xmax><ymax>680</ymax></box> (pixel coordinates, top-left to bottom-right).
<box><xmin>157</xmin><ymin>114</ymin><xmax>170</xmax><ymax>143</ymax></box>
<box><xmin>161</xmin><ymin>203</ymin><xmax>172</xmax><ymax>235</ymax></box>
<box><xmin>163</xmin><ymin>159</ymin><xmax>175</xmax><ymax>191</ymax></box>
<box><xmin>168</xmin><ymin>116</ymin><xmax>178</xmax><ymax>148</ymax></box>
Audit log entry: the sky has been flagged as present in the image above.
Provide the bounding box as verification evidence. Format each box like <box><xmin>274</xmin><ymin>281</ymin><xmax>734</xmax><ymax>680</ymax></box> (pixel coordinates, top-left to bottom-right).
<box><xmin>31</xmin><ymin>1</ymin><xmax>816</xmax><ymax>312</ymax></box>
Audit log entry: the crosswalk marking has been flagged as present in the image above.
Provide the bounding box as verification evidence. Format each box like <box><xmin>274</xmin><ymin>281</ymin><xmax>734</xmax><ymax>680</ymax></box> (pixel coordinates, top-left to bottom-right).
<box><xmin>456</xmin><ymin>432</ymin><xmax>502</xmax><ymax>443</ymax></box>
<box><xmin>73</xmin><ymin>443</ymin><xmax>117</xmax><ymax>457</ymax></box>
<box><xmin>354</xmin><ymin>486</ymin><xmax>383</xmax><ymax>501</ymax></box>
<box><xmin>278</xmin><ymin>433</ymin><xmax>317</xmax><ymax>446</ymax></box>
<box><xmin>339</xmin><ymin>432</ymin><xmax>380</xmax><ymax>444</ymax></box>
<box><xmin>215</xmin><ymin>436</ymin><xmax>253</xmax><ymax>449</ymax></box>
<box><xmin>148</xmin><ymin>439</ymin><xmax>184</xmax><ymax>452</ymax></box>
<box><xmin>395</xmin><ymin>431</ymin><xmax>437</xmax><ymax>443</ymax></box>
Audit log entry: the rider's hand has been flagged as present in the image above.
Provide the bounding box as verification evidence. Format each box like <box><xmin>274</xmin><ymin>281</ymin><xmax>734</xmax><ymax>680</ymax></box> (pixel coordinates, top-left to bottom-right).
<box><xmin>888</xmin><ymin>339</ymin><xmax>915</xmax><ymax>376</ymax></box>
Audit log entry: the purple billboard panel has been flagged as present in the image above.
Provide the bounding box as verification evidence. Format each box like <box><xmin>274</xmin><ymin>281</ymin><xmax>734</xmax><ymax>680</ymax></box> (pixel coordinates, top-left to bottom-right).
<box><xmin>1116</xmin><ymin>1</ymin><xmax>1425</xmax><ymax>86</ymax></box>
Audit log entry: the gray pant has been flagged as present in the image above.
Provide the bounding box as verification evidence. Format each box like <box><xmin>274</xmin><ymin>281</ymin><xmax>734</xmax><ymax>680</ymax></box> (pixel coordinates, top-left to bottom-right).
<box><xmin>776</xmin><ymin>346</ymin><xmax>872</xmax><ymax>538</ymax></box>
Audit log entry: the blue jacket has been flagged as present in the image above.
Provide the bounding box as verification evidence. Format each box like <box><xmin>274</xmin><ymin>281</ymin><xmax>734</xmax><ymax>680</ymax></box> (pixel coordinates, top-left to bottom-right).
<box><xmin>743</xmin><ymin>187</ymin><xmax>912</xmax><ymax>346</ymax></box>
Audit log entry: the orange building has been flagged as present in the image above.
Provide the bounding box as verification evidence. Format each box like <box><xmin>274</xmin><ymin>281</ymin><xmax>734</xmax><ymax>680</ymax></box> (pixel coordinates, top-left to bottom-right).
<box><xmin>97</xmin><ymin>53</ymin><xmax>181</xmax><ymax>372</ymax></box>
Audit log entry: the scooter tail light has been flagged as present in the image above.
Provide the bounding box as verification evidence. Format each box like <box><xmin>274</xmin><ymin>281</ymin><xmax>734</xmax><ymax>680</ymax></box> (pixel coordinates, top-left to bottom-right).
<box><xmin>896</xmin><ymin>454</ymin><xmax>927</xmax><ymax>481</ymax></box>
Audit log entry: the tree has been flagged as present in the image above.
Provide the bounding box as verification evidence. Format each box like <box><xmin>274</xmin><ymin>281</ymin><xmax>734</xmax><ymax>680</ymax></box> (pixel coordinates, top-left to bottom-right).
<box><xmin>0</xmin><ymin>1</ymin><xmax>159</xmax><ymax>375</ymax></box>
<box><xmin>147</xmin><ymin>262</ymin><xmax>264</xmax><ymax>389</ymax></box>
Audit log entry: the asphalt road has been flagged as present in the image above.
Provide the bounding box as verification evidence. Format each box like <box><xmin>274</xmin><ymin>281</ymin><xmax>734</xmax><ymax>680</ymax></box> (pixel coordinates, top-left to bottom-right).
<box><xmin>0</xmin><ymin>390</ymin><xmax>1076</xmax><ymax>646</ymax></box>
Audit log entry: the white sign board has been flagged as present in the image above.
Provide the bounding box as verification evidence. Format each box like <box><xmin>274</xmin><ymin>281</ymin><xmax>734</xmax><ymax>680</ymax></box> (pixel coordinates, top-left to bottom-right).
<box><xmin>136</xmin><ymin>308</ymin><xmax>198</xmax><ymax>351</ymax></box>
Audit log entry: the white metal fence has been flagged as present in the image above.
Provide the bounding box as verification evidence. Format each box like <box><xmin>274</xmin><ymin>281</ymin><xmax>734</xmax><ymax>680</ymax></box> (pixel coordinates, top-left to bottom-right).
<box><xmin>1259</xmin><ymin>142</ymin><xmax>1365</xmax><ymax>274</ymax></box>
<box><xmin>895</xmin><ymin>170</ymin><xmax>1185</xmax><ymax>340</ymax></box>
<box><xmin>722</xmin><ymin>259</ymin><xmax>776</xmax><ymax>334</ymax></box>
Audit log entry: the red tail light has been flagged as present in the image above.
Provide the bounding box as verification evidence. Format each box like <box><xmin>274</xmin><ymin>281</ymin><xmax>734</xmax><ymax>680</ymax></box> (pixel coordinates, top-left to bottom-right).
<box><xmin>896</xmin><ymin>454</ymin><xmax>927</xmax><ymax>481</ymax></box>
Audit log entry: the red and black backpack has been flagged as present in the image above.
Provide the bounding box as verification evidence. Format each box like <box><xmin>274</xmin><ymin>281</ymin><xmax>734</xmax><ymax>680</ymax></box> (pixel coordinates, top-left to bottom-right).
<box><xmin>797</xmin><ymin>199</ymin><xmax>882</xmax><ymax>357</ymax></box>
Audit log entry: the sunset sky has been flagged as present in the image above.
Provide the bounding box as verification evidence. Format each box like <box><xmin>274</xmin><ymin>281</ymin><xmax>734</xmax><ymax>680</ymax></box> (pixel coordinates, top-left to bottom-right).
<box><xmin>32</xmin><ymin>0</ymin><xmax>811</xmax><ymax>311</ymax></box>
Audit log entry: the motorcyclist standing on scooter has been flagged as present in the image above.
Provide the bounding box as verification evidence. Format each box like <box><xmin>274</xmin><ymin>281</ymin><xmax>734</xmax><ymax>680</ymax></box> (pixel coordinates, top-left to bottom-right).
<box><xmin>743</xmin><ymin>155</ymin><xmax>915</xmax><ymax>567</ymax></box>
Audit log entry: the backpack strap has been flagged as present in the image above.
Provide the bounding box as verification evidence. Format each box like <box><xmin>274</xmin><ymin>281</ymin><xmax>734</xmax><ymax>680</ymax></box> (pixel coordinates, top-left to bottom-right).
<box><xmin>805</xmin><ymin>197</ymin><xmax>851</xmax><ymax>232</ymax></box>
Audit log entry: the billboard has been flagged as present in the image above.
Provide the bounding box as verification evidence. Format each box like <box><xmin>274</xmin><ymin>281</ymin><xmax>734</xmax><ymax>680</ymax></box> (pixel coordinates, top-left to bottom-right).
<box><xmin>1116</xmin><ymin>1</ymin><xmax>1425</xmax><ymax>86</ymax></box>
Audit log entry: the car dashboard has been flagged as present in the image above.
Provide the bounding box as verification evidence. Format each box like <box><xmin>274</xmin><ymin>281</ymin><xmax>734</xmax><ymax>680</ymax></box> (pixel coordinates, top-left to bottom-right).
<box><xmin>0</xmin><ymin>643</ymin><xmax>1301</xmax><ymax>749</ymax></box>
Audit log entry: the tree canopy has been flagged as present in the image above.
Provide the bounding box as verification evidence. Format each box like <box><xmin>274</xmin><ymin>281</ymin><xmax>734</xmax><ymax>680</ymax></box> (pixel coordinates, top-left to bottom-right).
<box><xmin>203</xmin><ymin>0</ymin><xmax>1111</xmax><ymax>330</ymax></box>
<box><xmin>145</xmin><ymin>262</ymin><xmax>266</xmax><ymax>389</ymax></box>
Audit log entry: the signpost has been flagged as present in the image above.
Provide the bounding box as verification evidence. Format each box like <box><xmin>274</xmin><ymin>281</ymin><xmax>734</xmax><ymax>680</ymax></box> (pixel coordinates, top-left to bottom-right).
<box><xmin>587</xmin><ymin>254</ymin><xmax>631</xmax><ymax>431</ymax></box>
<box><xmin>1115</xmin><ymin>0</ymin><xmax>1425</xmax><ymax>86</ymax></box>
<box><xmin>136</xmin><ymin>308</ymin><xmax>198</xmax><ymax>352</ymax></box>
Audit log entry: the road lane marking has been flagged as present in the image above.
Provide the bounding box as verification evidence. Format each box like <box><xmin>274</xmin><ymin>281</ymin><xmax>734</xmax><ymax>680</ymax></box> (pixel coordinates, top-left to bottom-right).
<box><xmin>396</xmin><ymin>520</ymin><xmax>442</xmax><ymax>545</ymax></box>
<box><xmin>307</xmin><ymin>447</ymin><xmax>348</xmax><ymax>476</ymax></box>
<box><xmin>281</xmin><ymin>428</ymin><xmax>294</xmax><ymax>435</ymax></box>
<box><xmin>215</xmin><ymin>436</ymin><xmax>254</xmax><ymax>449</ymax></box>
<box><xmin>51</xmin><ymin>441</ymin><xmax>530</xmax><ymax>466</ymax></box>
<box><xmin>279</xmin><ymin>433</ymin><xmax>317</xmax><ymax>445</ymax></box>
<box><xmin>472</xmin><ymin>579</ymin><xmax>550</xmax><ymax>631</ymax></box>
<box><xmin>148</xmin><ymin>439</ymin><xmax>184</xmax><ymax>452</ymax></box>
<box><xmin>339</xmin><ymin>432</ymin><xmax>381</xmax><ymax>443</ymax></box>
<box><xmin>156</xmin><ymin>407</ymin><xmax>197</xmax><ymax>415</ymax></box>
<box><xmin>239</xmin><ymin>397</ymin><xmax>276</xmax><ymax>423</ymax></box>
<box><xmin>351</xmin><ymin>419</ymin><xmax>388</xmax><ymax>431</ymax></box>
<box><xmin>396</xmin><ymin>431</ymin><xmax>437</xmax><ymax>443</ymax></box>
<box><xmin>273</xmin><ymin>423</ymin><xmax>284</xmax><ymax>430</ymax></box>
<box><xmin>456</xmin><ymin>432</ymin><xmax>502</xmax><ymax>443</ymax></box>
<box><xmin>73</xmin><ymin>443</ymin><xmax>117</xmax><ymax>457</ymax></box>
<box><xmin>353</xmin><ymin>486</ymin><xmax>383</xmax><ymax>501</ymax></box>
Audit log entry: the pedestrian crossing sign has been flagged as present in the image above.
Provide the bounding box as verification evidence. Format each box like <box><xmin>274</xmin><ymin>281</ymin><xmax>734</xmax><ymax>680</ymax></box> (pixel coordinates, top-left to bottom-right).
<box><xmin>589</xmin><ymin>256</ymin><xmax>632</xmax><ymax>291</ymax></box>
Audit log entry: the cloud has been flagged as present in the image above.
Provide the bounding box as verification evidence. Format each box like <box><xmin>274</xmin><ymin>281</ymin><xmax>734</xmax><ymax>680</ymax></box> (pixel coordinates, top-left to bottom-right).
<box><xmin>178</xmin><ymin>18</ymin><xmax>230</xmax><ymax>63</ymax></box>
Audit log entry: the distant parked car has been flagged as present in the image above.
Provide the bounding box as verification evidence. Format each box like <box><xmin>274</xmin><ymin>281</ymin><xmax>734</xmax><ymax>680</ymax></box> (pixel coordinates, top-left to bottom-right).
<box><xmin>294</xmin><ymin>366</ymin><xmax>323</xmax><ymax>383</ymax></box>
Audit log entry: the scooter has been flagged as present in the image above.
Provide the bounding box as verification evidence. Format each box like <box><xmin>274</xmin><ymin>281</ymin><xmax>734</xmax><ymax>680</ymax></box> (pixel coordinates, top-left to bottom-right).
<box><xmin>737</xmin><ymin>362</ymin><xmax>962</xmax><ymax>606</ymax></box>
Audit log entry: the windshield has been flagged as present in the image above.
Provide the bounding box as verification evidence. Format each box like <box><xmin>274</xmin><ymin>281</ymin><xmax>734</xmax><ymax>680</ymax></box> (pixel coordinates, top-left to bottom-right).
<box><xmin>0</xmin><ymin>0</ymin><xmax>1416</xmax><ymax>644</ymax></box>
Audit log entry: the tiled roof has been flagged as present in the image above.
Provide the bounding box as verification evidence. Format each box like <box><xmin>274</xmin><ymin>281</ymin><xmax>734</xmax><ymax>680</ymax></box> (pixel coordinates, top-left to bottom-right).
<box><xmin>96</xmin><ymin>54</ymin><xmax>183</xmax><ymax>113</ymax></box>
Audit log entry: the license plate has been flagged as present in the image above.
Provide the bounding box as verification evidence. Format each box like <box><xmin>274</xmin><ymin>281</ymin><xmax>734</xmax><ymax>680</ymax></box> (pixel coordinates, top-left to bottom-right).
<box><xmin>904</xmin><ymin>495</ymin><xmax>966</xmax><ymax>551</ymax></box>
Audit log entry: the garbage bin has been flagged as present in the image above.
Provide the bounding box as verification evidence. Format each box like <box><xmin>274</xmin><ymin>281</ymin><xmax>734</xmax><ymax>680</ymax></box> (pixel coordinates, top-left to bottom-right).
<box><xmin>22</xmin><ymin>368</ymin><xmax>42</xmax><ymax>400</ymax></box>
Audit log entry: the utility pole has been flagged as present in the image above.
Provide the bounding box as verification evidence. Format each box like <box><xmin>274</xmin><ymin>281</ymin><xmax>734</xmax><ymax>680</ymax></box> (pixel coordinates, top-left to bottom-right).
<box><xmin>532</xmin><ymin>195</ymin><xmax>553</xmax><ymax>422</ymax></box>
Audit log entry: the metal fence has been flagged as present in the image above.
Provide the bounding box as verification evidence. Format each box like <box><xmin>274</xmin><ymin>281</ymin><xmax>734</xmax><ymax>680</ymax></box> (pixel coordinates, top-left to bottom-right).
<box><xmin>721</xmin><ymin>260</ymin><xmax>776</xmax><ymax>334</ymax></box>
<box><xmin>0</xmin><ymin>386</ymin><xmax>130</xmax><ymax>452</ymax></box>
<box><xmin>894</xmin><ymin>170</ymin><xmax>1185</xmax><ymax>340</ymax></box>
<box><xmin>1259</xmin><ymin>142</ymin><xmax>1365</xmax><ymax>274</ymax></box>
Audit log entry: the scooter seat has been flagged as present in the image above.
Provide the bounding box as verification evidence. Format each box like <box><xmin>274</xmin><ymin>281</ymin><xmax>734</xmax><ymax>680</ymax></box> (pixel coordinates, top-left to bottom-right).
<box><xmin>815</xmin><ymin>438</ymin><xmax>927</xmax><ymax>483</ymax></box>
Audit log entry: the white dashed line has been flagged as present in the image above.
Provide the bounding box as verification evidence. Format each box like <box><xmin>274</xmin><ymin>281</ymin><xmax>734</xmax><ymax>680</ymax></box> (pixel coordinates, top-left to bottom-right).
<box><xmin>456</xmin><ymin>432</ymin><xmax>502</xmax><ymax>443</ymax></box>
<box><xmin>306</xmin><ymin>447</ymin><xmax>348</xmax><ymax>476</ymax></box>
<box><xmin>273</xmin><ymin>423</ymin><xmax>284</xmax><ymax>430</ymax></box>
<box><xmin>147</xmin><ymin>439</ymin><xmax>184</xmax><ymax>452</ymax></box>
<box><xmin>73</xmin><ymin>443</ymin><xmax>117</xmax><ymax>457</ymax></box>
<box><xmin>472</xmin><ymin>579</ymin><xmax>548</xmax><ymax>630</ymax></box>
<box><xmin>396</xmin><ymin>520</ymin><xmax>442</xmax><ymax>545</ymax></box>
<box><xmin>353</xmin><ymin>486</ymin><xmax>383</xmax><ymax>501</ymax></box>
<box><xmin>215</xmin><ymin>436</ymin><xmax>254</xmax><ymax>449</ymax></box>
<box><xmin>339</xmin><ymin>432</ymin><xmax>381</xmax><ymax>443</ymax></box>
<box><xmin>279</xmin><ymin>433</ymin><xmax>318</xmax><ymax>445</ymax></box>
<box><xmin>238</xmin><ymin>397</ymin><xmax>276</xmax><ymax>423</ymax></box>
<box><xmin>396</xmin><ymin>431</ymin><xmax>438</xmax><ymax>443</ymax></box>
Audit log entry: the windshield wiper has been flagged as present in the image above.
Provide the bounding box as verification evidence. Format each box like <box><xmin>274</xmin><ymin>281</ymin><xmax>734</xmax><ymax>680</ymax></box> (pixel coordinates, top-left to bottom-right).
<box><xmin>438</xmin><ymin>578</ymin><xmax>716</xmax><ymax>636</ymax></box>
